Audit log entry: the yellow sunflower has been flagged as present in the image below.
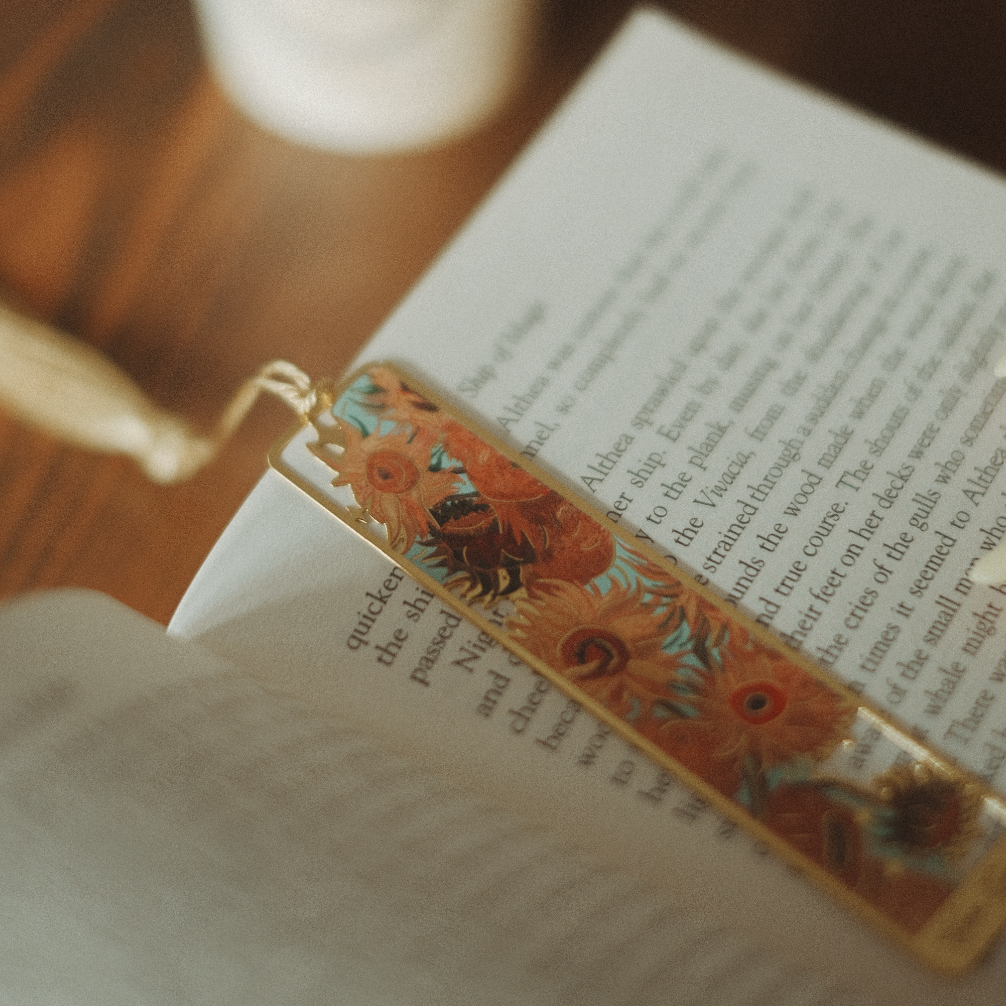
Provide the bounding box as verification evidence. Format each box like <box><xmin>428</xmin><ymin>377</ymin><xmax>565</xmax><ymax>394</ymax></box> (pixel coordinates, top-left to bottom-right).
<box><xmin>508</xmin><ymin>580</ymin><xmax>687</xmax><ymax>721</ymax></box>
<box><xmin>331</xmin><ymin>418</ymin><xmax>459</xmax><ymax>550</ymax></box>
<box><xmin>683</xmin><ymin>637</ymin><xmax>857</xmax><ymax>770</ymax></box>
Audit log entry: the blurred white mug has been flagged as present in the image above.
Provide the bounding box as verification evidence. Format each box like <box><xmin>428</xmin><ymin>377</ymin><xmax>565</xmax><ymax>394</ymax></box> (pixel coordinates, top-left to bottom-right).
<box><xmin>193</xmin><ymin>0</ymin><xmax>542</xmax><ymax>153</ymax></box>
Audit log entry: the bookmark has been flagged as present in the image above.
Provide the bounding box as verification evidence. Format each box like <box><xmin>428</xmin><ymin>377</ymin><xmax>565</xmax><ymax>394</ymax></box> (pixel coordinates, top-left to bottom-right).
<box><xmin>270</xmin><ymin>362</ymin><xmax>1006</xmax><ymax>974</ymax></box>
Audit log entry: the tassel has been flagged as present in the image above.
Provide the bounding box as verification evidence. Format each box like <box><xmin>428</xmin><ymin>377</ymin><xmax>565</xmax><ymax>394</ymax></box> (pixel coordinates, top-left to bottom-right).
<box><xmin>0</xmin><ymin>300</ymin><xmax>316</xmax><ymax>484</ymax></box>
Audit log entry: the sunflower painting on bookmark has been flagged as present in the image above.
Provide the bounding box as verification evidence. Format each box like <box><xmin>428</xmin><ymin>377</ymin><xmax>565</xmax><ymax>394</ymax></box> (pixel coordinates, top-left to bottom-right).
<box><xmin>271</xmin><ymin>362</ymin><xmax>1006</xmax><ymax>974</ymax></box>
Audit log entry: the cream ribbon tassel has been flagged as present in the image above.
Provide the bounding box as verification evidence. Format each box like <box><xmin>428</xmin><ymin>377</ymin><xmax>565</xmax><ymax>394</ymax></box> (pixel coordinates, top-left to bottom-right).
<box><xmin>0</xmin><ymin>300</ymin><xmax>316</xmax><ymax>484</ymax></box>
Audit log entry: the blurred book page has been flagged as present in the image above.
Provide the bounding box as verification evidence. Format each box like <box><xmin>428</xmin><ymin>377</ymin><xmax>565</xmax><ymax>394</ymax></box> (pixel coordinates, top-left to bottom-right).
<box><xmin>0</xmin><ymin>589</ymin><xmax>872</xmax><ymax>1006</ymax></box>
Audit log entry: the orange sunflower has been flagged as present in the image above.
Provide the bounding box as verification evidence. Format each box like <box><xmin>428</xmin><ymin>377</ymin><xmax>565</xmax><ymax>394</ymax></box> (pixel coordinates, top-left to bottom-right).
<box><xmin>442</xmin><ymin>416</ymin><xmax>551</xmax><ymax>498</ymax></box>
<box><xmin>360</xmin><ymin>366</ymin><xmax>448</xmax><ymax>441</ymax></box>
<box><xmin>440</xmin><ymin>422</ymin><xmax>619</xmax><ymax>584</ymax></box>
<box><xmin>442</xmin><ymin>420</ymin><xmax>548</xmax><ymax>500</ymax></box>
<box><xmin>331</xmin><ymin>418</ymin><xmax>459</xmax><ymax>550</ymax></box>
<box><xmin>526</xmin><ymin>501</ymin><xmax>616</xmax><ymax>587</ymax></box>
<box><xmin>485</xmin><ymin>489</ymin><xmax>560</xmax><ymax>558</ymax></box>
<box><xmin>508</xmin><ymin>580</ymin><xmax>687</xmax><ymax>722</ymax></box>
<box><xmin>677</xmin><ymin>589</ymin><xmax>732</xmax><ymax>657</ymax></box>
<box><xmin>872</xmin><ymin>762</ymin><xmax>981</xmax><ymax>860</ymax></box>
<box><xmin>676</xmin><ymin>636</ymin><xmax>856</xmax><ymax>772</ymax></box>
<box><xmin>439</xmin><ymin>420</ymin><xmax>566</xmax><ymax>554</ymax></box>
<box><xmin>619</xmin><ymin>544</ymin><xmax>729</xmax><ymax>651</ymax></box>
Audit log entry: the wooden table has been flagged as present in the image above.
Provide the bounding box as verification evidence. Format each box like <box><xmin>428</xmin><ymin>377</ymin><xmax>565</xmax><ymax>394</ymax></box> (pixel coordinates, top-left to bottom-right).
<box><xmin>2</xmin><ymin>0</ymin><xmax>1005</xmax><ymax>624</ymax></box>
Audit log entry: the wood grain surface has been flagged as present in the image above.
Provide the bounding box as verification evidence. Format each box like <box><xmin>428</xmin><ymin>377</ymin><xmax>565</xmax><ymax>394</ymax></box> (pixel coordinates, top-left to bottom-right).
<box><xmin>1</xmin><ymin>0</ymin><xmax>1004</xmax><ymax>624</ymax></box>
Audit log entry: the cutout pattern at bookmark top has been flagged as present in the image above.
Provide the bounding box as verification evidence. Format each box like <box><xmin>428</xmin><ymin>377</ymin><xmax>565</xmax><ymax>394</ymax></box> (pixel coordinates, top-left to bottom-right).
<box><xmin>271</xmin><ymin>362</ymin><xmax>1006</xmax><ymax>974</ymax></box>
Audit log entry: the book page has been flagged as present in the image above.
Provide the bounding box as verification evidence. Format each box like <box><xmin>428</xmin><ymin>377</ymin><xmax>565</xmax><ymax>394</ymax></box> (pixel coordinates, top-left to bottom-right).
<box><xmin>8</xmin><ymin>591</ymin><xmax>867</xmax><ymax>1006</ymax></box>
<box><xmin>170</xmin><ymin>9</ymin><xmax>1006</xmax><ymax>999</ymax></box>
<box><xmin>362</xmin><ymin>11</ymin><xmax>1006</xmax><ymax>786</ymax></box>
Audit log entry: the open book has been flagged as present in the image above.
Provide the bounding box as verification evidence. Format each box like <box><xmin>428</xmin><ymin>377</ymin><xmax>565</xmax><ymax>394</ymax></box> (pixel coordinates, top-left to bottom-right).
<box><xmin>165</xmin><ymin>5</ymin><xmax>1006</xmax><ymax>996</ymax></box>
<box><xmin>6</xmin><ymin>6</ymin><xmax>1006</xmax><ymax>1002</ymax></box>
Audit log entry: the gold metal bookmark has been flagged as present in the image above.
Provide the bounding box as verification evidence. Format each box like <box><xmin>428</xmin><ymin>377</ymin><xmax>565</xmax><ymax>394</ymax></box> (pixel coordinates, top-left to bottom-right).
<box><xmin>270</xmin><ymin>362</ymin><xmax>1006</xmax><ymax>974</ymax></box>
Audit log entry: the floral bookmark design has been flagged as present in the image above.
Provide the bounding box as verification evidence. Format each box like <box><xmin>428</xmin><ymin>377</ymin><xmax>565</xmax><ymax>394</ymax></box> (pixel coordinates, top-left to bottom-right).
<box><xmin>274</xmin><ymin>363</ymin><xmax>1006</xmax><ymax>971</ymax></box>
